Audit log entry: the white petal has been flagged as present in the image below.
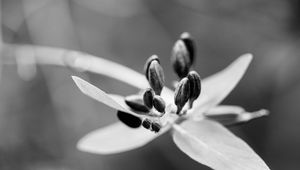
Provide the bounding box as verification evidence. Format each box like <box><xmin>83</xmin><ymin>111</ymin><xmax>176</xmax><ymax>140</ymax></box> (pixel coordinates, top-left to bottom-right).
<box><xmin>72</xmin><ymin>76</ymin><xmax>134</xmax><ymax>114</ymax></box>
<box><xmin>78</xmin><ymin>122</ymin><xmax>169</xmax><ymax>154</ymax></box>
<box><xmin>191</xmin><ymin>54</ymin><xmax>253</xmax><ymax>118</ymax></box>
<box><xmin>204</xmin><ymin>106</ymin><xmax>269</xmax><ymax>125</ymax></box>
<box><xmin>172</xmin><ymin>120</ymin><xmax>270</xmax><ymax>170</ymax></box>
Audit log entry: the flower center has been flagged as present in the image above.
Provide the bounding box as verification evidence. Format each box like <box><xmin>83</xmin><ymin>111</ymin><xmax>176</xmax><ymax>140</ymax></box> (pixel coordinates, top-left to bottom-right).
<box><xmin>119</xmin><ymin>32</ymin><xmax>201</xmax><ymax>133</ymax></box>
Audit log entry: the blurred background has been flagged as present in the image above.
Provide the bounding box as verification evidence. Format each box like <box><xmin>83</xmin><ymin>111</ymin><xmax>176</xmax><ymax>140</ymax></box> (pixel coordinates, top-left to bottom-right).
<box><xmin>0</xmin><ymin>0</ymin><xmax>300</xmax><ymax>169</ymax></box>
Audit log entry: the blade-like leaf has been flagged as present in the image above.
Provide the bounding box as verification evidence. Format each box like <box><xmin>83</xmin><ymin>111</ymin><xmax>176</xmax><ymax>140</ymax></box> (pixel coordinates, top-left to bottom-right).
<box><xmin>78</xmin><ymin>122</ymin><xmax>169</xmax><ymax>154</ymax></box>
<box><xmin>191</xmin><ymin>54</ymin><xmax>252</xmax><ymax>119</ymax></box>
<box><xmin>72</xmin><ymin>76</ymin><xmax>135</xmax><ymax>115</ymax></box>
<box><xmin>172</xmin><ymin>120</ymin><xmax>270</xmax><ymax>170</ymax></box>
<box><xmin>204</xmin><ymin>106</ymin><xmax>269</xmax><ymax>126</ymax></box>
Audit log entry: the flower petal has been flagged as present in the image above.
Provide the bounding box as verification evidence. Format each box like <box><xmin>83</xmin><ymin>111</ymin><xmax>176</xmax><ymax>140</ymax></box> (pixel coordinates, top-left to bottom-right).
<box><xmin>72</xmin><ymin>76</ymin><xmax>136</xmax><ymax>115</ymax></box>
<box><xmin>191</xmin><ymin>54</ymin><xmax>253</xmax><ymax>118</ymax></box>
<box><xmin>78</xmin><ymin>122</ymin><xmax>168</xmax><ymax>154</ymax></box>
<box><xmin>204</xmin><ymin>105</ymin><xmax>269</xmax><ymax>125</ymax></box>
<box><xmin>172</xmin><ymin>120</ymin><xmax>270</xmax><ymax>170</ymax></box>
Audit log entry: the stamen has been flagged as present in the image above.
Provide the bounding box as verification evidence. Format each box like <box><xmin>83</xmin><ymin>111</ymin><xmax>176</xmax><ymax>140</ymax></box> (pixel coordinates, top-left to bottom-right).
<box><xmin>147</xmin><ymin>59</ymin><xmax>165</xmax><ymax>95</ymax></box>
<box><xmin>151</xmin><ymin>122</ymin><xmax>161</xmax><ymax>133</ymax></box>
<box><xmin>125</xmin><ymin>95</ymin><xmax>149</xmax><ymax>112</ymax></box>
<box><xmin>143</xmin><ymin>88</ymin><xmax>154</xmax><ymax>109</ymax></box>
<box><xmin>153</xmin><ymin>95</ymin><xmax>166</xmax><ymax>114</ymax></box>
<box><xmin>142</xmin><ymin>118</ymin><xmax>151</xmax><ymax>129</ymax></box>
<box><xmin>117</xmin><ymin>111</ymin><xmax>142</xmax><ymax>128</ymax></box>
<box><xmin>180</xmin><ymin>32</ymin><xmax>195</xmax><ymax>65</ymax></box>
<box><xmin>174</xmin><ymin>77</ymin><xmax>191</xmax><ymax>114</ymax></box>
<box><xmin>187</xmin><ymin>71</ymin><xmax>201</xmax><ymax>108</ymax></box>
<box><xmin>171</xmin><ymin>40</ymin><xmax>191</xmax><ymax>78</ymax></box>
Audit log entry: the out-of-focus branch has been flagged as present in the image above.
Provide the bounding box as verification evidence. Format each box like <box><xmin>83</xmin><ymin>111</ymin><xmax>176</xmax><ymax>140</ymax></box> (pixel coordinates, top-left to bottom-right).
<box><xmin>2</xmin><ymin>43</ymin><xmax>148</xmax><ymax>89</ymax></box>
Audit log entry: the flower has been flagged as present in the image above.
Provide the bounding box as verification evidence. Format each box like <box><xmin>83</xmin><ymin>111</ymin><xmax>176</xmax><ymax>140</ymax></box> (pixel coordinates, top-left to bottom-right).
<box><xmin>71</xmin><ymin>33</ymin><xmax>270</xmax><ymax>170</ymax></box>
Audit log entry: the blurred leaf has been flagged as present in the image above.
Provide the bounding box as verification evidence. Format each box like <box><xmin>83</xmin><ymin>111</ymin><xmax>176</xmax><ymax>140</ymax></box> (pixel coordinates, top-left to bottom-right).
<box><xmin>192</xmin><ymin>54</ymin><xmax>253</xmax><ymax>119</ymax></box>
<box><xmin>172</xmin><ymin>120</ymin><xmax>270</xmax><ymax>170</ymax></box>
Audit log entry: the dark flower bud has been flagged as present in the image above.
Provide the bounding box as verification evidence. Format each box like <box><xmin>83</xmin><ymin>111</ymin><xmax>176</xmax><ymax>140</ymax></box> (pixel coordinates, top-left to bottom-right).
<box><xmin>187</xmin><ymin>71</ymin><xmax>201</xmax><ymax>107</ymax></box>
<box><xmin>142</xmin><ymin>118</ymin><xmax>151</xmax><ymax>129</ymax></box>
<box><xmin>174</xmin><ymin>77</ymin><xmax>190</xmax><ymax>114</ymax></box>
<box><xmin>171</xmin><ymin>40</ymin><xmax>191</xmax><ymax>78</ymax></box>
<box><xmin>148</xmin><ymin>60</ymin><xmax>165</xmax><ymax>95</ymax></box>
<box><xmin>143</xmin><ymin>88</ymin><xmax>154</xmax><ymax>109</ymax></box>
<box><xmin>117</xmin><ymin>111</ymin><xmax>142</xmax><ymax>128</ymax></box>
<box><xmin>153</xmin><ymin>95</ymin><xmax>166</xmax><ymax>114</ymax></box>
<box><xmin>180</xmin><ymin>32</ymin><xmax>195</xmax><ymax>65</ymax></box>
<box><xmin>125</xmin><ymin>95</ymin><xmax>149</xmax><ymax>112</ymax></box>
<box><xmin>151</xmin><ymin>122</ymin><xmax>161</xmax><ymax>133</ymax></box>
<box><xmin>144</xmin><ymin>55</ymin><xmax>160</xmax><ymax>80</ymax></box>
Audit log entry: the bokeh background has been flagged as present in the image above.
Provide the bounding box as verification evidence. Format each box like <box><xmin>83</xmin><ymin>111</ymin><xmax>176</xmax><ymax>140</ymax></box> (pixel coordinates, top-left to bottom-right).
<box><xmin>0</xmin><ymin>0</ymin><xmax>300</xmax><ymax>169</ymax></box>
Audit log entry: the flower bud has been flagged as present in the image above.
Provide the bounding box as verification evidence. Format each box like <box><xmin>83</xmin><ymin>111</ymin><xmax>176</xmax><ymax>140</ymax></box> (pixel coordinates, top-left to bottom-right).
<box><xmin>142</xmin><ymin>118</ymin><xmax>151</xmax><ymax>129</ymax></box>
<box><xmin>144</xmin><ymin>55</ymin><xmax>160</xmax><ymax>80</ymax></box>
<box><xmin>125</xmin><ymin>95</ymin><xmax>149</xmax><ymax>112</ymax></box>
<box><xmin>171</xmin><ymin>40</ymin><xmax>191</xmax><ymax>78</ymax></box>
<box><xmin>187</xmin><ymin>71</ymin><xmax>201</xmax><ymax>106</ymax></box>
<box><xmin>148</xmin><ymin>60</ymin><xmax>165</xmax><ymax>95</ymax></box>
<box><xmin>117</xmin><ymin>111</ymin><xmax>142</xmax><ymax>128</ymax></box>
<box><xmin>153</xmin><ymin>95</ymin><xmax>166</xmax><ymax>114</ymax></box>
<box><xmin>143</xmin><ymin>88</ymin><xmax>154</xmax><ymax>109</ymax></box>
<box><xmin>180</xmin><ymin>32</ymin><xmax>195</xmax><ymax>65</ymax></box>
<box><xmin>174</xmin><ymin>77</ymin><xmax>190</xmax><ymax>114</ymax></box>
<box><xmin>151</xmin><ymin>122</ymin><xmax>161</xmax><ymax>133</ymax></box>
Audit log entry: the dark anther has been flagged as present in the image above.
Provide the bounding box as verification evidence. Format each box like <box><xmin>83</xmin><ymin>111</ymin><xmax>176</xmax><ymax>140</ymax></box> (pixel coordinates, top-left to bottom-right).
<box><xmin>125</xmin><ymin>95</ymin><xmax>149</xmax><ymax>112</ymax></box>
<box><xmin>143</xmin><ymin>88</ymin><xmax>154</xmax><ymax>109</ymax></box>
<box><xmin>147</xmin><ymin>59</ymin><xmax>165</xmax><ymax>95</ymax></box>
<box><xmin>174</xmin><ymin>77</ymin><xmax>191</xmax><ymax>114</ymax></box>
<box><xmin>142</xmin><ymin>118</ymin><xmax>151</xmax><ymax>129</ymax></box>
<box><xmin>117</xmin><ymin>111</ymin><xmax>142</xmax><ymax>128</ymax></box>
<box><xmin>151</xmin><ymin>122</ymin><xmax>161</xmax><ymax>133</ymax></box>
<box><xmin>187</xmin><ymin>71</ymin><xmax>201</xmax><ymax>107</ymax></box>
<box><xmin>171</xmin><ymin>40</ymin><xmax>191</xmax><ymax>78</ymax></box>
<box><xmin>153</xmin><ymin>95</ymin><xmax>166</xmax><ymax>114</ymax></box>
<box><xmin>180</xmin><ymin>32</ymin><xmax>195</xmax><ymax>65</ymax></box>
<box><xmin>144</xmin><ymin>55</ymin><xmax>160</xmax><ymax>80</ymax></box>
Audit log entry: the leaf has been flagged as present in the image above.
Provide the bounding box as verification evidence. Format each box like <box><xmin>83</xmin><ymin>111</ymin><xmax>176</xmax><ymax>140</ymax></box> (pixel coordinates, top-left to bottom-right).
<box><xmin>204</xmin><ymin>106</ymin><xmax>269</xmax><ymax>126</ymax></box>
<box><xmin>72</xmin><ymin>76</ymin><xmax>135</xmax><ymax>115</ymax></box>
<box><xmin>172</xmin><ymin>120</ymin><xmax>270</xmax><ymax>170</ymax></box>
<box><xmin>191</xmin><ymin>54</ymin><xmax>253</xmax><ymax>118</ymax></box>
<box><xmin>78</xmin><ymin>122</ymin><xmax>168</xmax><ymax>154</ymax></box>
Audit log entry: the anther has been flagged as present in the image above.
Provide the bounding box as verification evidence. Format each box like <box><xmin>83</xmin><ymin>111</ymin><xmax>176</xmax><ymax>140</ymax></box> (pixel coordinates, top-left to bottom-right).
<box><xmin>143</xmin><ymin>88</ymin><xmax>154</xmax><ymax>109</ymax></box>
<box><xmin>180</xmin><ymin>32</ymin><xmax>195</xmax><ymax>65</ymax></box>
<box><xmin>187</xmin><ymin>71</ymin><xmax>201</xmax><ymax>108</ymax></box>
<box><xmin>174</xmin><ymin>77</ymin><xmax>191</xmax><ymax>114</ymax></box>
<box><xmin>171</xmin><ymin>40</ymin><xmax>191</xmax><ymax>78</ymax></box>
<box><xmin>142</xmin><ymin>118</ymin><xmax>151</xmax><ymax>129</ymax></box>
<box><xmin>144</xmin><ymin>55</ymin><xmax>160</xmax><ymax>80</ymax></box>
<box><xmin>147</xmin><ymin>59</ymin><xmax>165</xmax><ymax>95</ymax></box>
<box><xmin>153</xmin><ymin>95</ymin><xmax>166</xmax><ymax>114</ymax></box>
<box><xmin>125</xmin><ymin>95</ymin><xmax>149</xmax><ymax>112</ymax></box>
<box><xmin>117</xmin><ymin>111</ymin><xmax>142</xmax><ymax>128</ymax></box>
<box><xmin>151</xmin><ymin>122</ymin><xmax>161</xmax><ymax>133</ymax></box>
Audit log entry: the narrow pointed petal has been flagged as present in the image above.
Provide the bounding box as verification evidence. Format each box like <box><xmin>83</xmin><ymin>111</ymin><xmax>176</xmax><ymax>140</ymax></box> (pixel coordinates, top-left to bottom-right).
<box><xmin>172</xmin><ymin>120</ymin><xmax>270</xmax><ymax>170</ymax></box>
<box><xmin>204</xmin><ymin>106</ymin><xmax>269</xmax><ymax>125</ymax></box>
<box><xmin>192</xmin><ymin>54</ymin><xmax>253</xmax><ymax>118</ymax></box>
<box><xmin>72</xmin><ymin>76</ymin><xmax>134</xmax><ymax>114</ymax></box>
<box><xmin>78</xmin><ymin>122</ymin><xmax>169</xmax><ymax>154</ymax></box>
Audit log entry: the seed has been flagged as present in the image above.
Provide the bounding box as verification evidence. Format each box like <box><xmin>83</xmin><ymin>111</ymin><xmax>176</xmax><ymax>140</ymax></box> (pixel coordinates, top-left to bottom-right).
<box><xmin>117</xmin><ymin>111</ymin><xmax>142</xmax><ymax>128</ymax></box>
<box><xmin>187</xmin><ymin>71</ymin><xmax>201</xmax><ymax>107</ymax></box>
<box><xmin>125</xmin><ymin>95</ymin><xmax>149</xmax><ymax>112</ymax></box>
<box><xmin>174</xmin><ymin>77</ymin><xmax>191</xmax><ymax>114</ymax></box>
<box><xmin>151</xmin><ymin>122</ymin><xmax>161</xmax><ymax>133</ymax></box>
<box><xmin>153</xmin><ymin>95</ymin><xmax>166</xmax><ymax>114</ymax></box>
<box><xmin>148</xmin><ymin>60</ymin><xmax>165</xmax><ymax>95</ymax></box>
<box><xmin>180</xmin><ymin>32</ymin><xmax>195</xmax><ymax>65</ymax></box>
<box><xmin>171</xmin><ymin>40</ymin><xmax>191</xmax><ymax>78</ymax></box>
<box><xmin>144</xmin><ymin>55</ymin><xmax>160</xmax><ymax>80</ymax></box>
<box><xmin>143</xmin><ymin>88</ymin><xmax>154</xmax><ymax>109</ymax></box>
<box><xmin>142</xmin><ymin>118</ymin><xmax>151</xmax><ymax>129</ymax></box>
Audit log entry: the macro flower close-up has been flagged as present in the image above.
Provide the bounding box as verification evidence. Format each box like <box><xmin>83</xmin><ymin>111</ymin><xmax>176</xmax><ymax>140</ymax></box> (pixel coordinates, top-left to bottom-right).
<box><xmin>71</xmin><ymin>33</ymin><xmax>270</xmax><ymax>170</ymax></box>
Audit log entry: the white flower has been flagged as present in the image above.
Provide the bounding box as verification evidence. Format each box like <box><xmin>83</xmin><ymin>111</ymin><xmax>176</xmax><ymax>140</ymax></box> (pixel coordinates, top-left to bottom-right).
<box><xmin>72</xmin><ymin>54</ymin><xmax>270</xmax><ymax>170</ymax></box>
